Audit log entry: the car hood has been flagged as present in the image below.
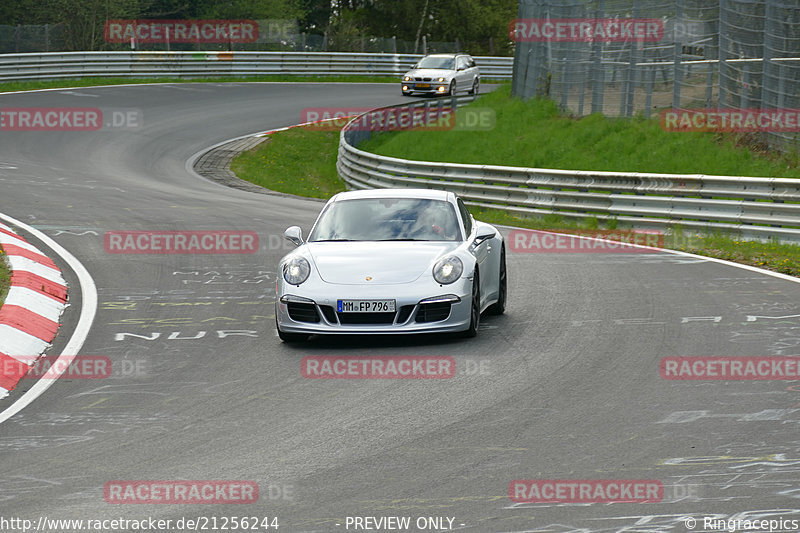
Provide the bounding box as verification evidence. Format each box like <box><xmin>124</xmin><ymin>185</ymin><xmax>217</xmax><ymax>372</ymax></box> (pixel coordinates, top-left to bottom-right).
<box><xmin>306</xmin><ymin>241</ymin><xmax>461</xmax><ymax>285</ymax></box>
<box><xmin>405</xmin><ymin>68</ymin><xmax>454</xmax><ymax>79</ymax></box>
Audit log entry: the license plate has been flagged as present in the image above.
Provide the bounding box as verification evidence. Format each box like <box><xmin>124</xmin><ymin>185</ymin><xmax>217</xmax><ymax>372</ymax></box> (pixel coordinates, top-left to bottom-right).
<box><xmin>416</xmin><ymin>83</ymin><xmax>430</xmax><ymax>88</ymax></box>
<box><xmin>337</xmin><ymin>299</ymin><xmax>396</xmax><ymax>313</ymax></box>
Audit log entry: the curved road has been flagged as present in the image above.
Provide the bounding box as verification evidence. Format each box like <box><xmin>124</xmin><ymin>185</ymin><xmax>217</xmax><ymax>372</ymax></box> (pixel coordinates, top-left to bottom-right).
<box><xmin>0</xmin><ymin>83</ymin><xmax>799</xmax><ymax>532</ymax></box>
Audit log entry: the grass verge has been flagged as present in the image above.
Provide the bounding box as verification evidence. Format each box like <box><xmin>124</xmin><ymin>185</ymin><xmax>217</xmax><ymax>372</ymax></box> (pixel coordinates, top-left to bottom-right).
<box><xmin>0</xmin><ymin>250</ymin><xmax>10</xmax><ymax>306</ymax></box>
<box><xmin>230</xmin><ymin>125</ymin><xmax>346</xmax><ymax>199</ymax></box>
<box><xmin>360</xmin><ymin>84</ymin><xmax>800</xmax><ymax>177</ymax></box>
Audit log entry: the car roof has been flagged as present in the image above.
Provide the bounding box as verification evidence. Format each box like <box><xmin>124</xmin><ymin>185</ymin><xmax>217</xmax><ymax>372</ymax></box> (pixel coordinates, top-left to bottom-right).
<box><xmin>422</xmin><ymin>53</ymin><xmax>470</xmax><ymax>59</ymax></box>
<box><xmin>331</xmin><ymin>188</ymin><xmax>454</xmax><ymax>202</ymax></box>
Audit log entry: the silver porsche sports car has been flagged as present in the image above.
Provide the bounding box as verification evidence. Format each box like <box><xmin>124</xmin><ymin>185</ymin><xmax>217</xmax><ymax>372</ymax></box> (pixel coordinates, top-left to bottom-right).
<box><xmin>275</xmin><ymin>189</ymin><xmax>506</xmax><ymax>341</ymax></box>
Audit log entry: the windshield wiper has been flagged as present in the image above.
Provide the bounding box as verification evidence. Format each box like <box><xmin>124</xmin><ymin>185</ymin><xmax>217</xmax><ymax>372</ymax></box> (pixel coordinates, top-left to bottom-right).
<box><xmin>375</xmin><ymin>238</ymin><xmax>428</xmax><ymax>241</ymax></box>
<box><xmin>311</xmin><ymin>239</ymin><xmax>356</xmax><ymax>242</ymax></box>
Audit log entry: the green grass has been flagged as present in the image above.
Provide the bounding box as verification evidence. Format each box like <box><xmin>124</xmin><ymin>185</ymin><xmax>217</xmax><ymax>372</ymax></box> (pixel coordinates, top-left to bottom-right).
<box><xmin>360</xmin><ymin>84</ymin><xmax>800</xmax><ymax>177</ymax></box>
<box><xmin>230</xmin><ymin>125</ymin><xmax>346</xmax><ymax>199</ymax></box>
<box><xmin>0</xmin><ymin>75</ymin><xmax>404</xmax><ymax>93</ymax></box>
<box><xmin>0</xmin><ymin>251</ymin><xmax>10</xmax><ymax>306</ymax></box>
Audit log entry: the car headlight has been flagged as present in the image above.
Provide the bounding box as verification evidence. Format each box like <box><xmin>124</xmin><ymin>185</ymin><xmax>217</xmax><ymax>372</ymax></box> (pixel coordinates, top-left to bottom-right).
<box><xmin>403</xmin><ymin>75</ymin><xmax>411</xmax><ymax>81</ymax></box>
<box><xmin>432</xmin><ymin>256</ymin><xmax>463</xmax><ymax>285</ymax></box>
<box><xmin>438</xmin><ymin>77</ymin><xmax>445</xmax><ymax>82</ymax></box>
<box><xmin>283</xmin><ymin>257</ymin><xmax>311</xmax><ymax>285</ymax></box>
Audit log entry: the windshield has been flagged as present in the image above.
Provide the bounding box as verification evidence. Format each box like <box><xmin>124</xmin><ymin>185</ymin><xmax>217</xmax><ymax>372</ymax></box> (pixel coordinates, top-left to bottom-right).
<box><xmin>309</xmin><ymin>198</ymin><xmax>461</xmax><ymax>242</ymax></box>
<box><xmin>416</xmin><ymin>56</ymin><xmax>455</xmax><ymax>70</ymax></box>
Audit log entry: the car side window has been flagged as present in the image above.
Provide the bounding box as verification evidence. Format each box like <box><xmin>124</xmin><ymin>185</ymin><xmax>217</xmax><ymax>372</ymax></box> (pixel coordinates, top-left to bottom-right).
<box><xmin>457</xmin><ymin>198</ymin><xmax>473</xmax><ymax>237</ymax></box>
<box><xmin>456</xmin><ymin>56</ymin><xmax>466</xmax><ymax>70</ymax></box>
<box><xmin>468</xmin><ymin>57</ymin><xmax>476</xmax><ymax>68</ymax></box>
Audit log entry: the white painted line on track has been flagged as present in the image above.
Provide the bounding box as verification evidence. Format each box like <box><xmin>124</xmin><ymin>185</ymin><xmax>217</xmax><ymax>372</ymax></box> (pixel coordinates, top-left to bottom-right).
<box><xmin>0</xmin><ymin>213</ymin><xmax>97</xmax><ymax>425</ymax></box>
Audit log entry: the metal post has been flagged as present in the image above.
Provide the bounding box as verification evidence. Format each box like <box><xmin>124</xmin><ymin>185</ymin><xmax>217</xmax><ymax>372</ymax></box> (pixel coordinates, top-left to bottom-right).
<box><xmin>560</xmin><ymin>58</ymin><xmax>568</xmax><ymax>109</ymax></box>
<box><xmin>622</xmin><ymin>0</ymin><xmax>641</xmax><ymax>117</ymax></box>
<box><xmin>705</xmin><ymin>64</ymin><xmax>714</xmax><ymax>108</ymax></box>
<box><xmin>645</xmin><ymin>66</ymin><xmax>655</xmax><ymax>118</ymax></box>
<box><xmin>590</xmin><ymin>0</ymin><xmax>605</xmax><ymax>114</ymax></box>
<box><xmin>392</xmin><ymin>36</ymin><xmax>397</xmax><ymax>54</ymax></box>
<box><xmin>422</xmin><ymin>35</ymin><xmax>427</xmax><ymax>55</ymax></box>
<box><xmin>760</xmin><ymin>0</ymin><xmax>775</xmax><ymax>110</ymax></box>
<box><xmin>672</xmin><ymin>0</ymin><xmax>684</xmax><ymax>109</ymax></box>
<box><xmin>718</xmin><ymin>0</ymin><xmax>727</xmax><ymax>106</ymax></box>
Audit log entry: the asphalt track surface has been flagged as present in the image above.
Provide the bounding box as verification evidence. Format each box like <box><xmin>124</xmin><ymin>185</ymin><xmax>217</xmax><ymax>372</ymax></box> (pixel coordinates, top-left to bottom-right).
<box><xmin>1</xmin><ymin>82</ymin><xmax>799</xmax><ymax>533</ymax></box>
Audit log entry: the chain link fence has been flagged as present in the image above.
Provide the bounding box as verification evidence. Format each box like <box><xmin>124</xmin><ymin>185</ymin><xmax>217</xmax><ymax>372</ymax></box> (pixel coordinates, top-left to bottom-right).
<box><xmin>512</xmin><ymin>0</ymin><xmax>800</xmax><ymax>153</ymax></box>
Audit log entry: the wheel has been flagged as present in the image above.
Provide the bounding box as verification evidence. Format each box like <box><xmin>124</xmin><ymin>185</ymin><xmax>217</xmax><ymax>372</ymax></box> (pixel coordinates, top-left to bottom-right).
<box><xmin>468</xmin><ymin>78</ymin><xmax>479</xmax><ymax>95</ymax></box>
<box><xmin>275</xmin><ymin>315</ymin><xmax>309</xmax><ymax>343</ymax></box>
<box><xmin>462</xmin><ymin>269</ymin><xmax>480</xmax><ymax>338</ymax></box>
<box><xmin>448</xmin><ymin>80</ymin><xmax>456</xmax><ymax>96</ymax></box>
<box><xmin>487</xmin><ymin>245</ymin><xmax>506</xmax><ymax>315</ymax></box>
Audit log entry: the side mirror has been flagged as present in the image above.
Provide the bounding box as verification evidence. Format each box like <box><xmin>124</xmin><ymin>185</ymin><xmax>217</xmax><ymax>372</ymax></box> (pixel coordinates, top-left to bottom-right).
<box><xmin>473</xmin><ymin>225</ymin><xmax>495</xmax><ymax>245</ymax></box>
<box><xmin>284</xmin><ymin>226</ymin><xmax>304</xmax><ymax>246</ymax></box>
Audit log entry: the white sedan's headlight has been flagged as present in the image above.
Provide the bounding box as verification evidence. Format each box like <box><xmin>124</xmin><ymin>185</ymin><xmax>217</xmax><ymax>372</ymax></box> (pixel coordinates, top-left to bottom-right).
<box><xmin>433</xmin><ymin>256</ymin><xmax>463</xmax><ymax>284</ymax></box>
<box><xmin>403</xmin><ymin>75</ymin><xmax>411</xmax><ymax>81</ymax></box>
<box><xmin>284</xmin><ymin>257</ymin><xmax>311</xmax><ymax>285</ymax></box>
<box><xmin>438</xmin><ymin>77</ymin><xmax>445</xmax><ymax>82</ymax></box>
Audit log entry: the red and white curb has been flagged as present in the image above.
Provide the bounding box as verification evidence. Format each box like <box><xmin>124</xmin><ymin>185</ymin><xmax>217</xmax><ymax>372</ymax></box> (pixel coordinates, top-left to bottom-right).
<box><xmin>0</xmin><ymin>221</ymin><xmax>68</xmax><ymax>399</ymax></box>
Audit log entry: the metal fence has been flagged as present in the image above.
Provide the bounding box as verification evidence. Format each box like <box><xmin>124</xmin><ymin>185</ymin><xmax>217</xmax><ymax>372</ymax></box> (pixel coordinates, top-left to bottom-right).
<box><xmin>0</xmin><ymin>51</ymin><xmax>513</xmax><ymax>82</ymax></box>
<box><xmin>338</xmin><ymin>96</ymin><xmax>800</xmax><ymax>243</ymax></box>
<box><xmin>512</xmin><ymin>0</ymin><xmax>800</xmax><ymax>153</ymax></box>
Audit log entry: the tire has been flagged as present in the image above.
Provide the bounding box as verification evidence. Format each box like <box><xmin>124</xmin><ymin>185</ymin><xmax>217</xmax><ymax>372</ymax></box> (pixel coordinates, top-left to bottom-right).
<box><xmin>275</xmin><ymin>315</ymin><xmax>309</xmax><ymax>343</ymax></box>
<box><xmin>487</xmin><ymin>245</ymin><xmax>506</xmax><ymax>315</ymax></box>
<box><xmin>448</xmin><ymin>80</ymin><xmax>456</xmax><ymax>97</ymax></box>
<box><xmin>468</xmin><ymin>78</ymin><xmax>479</xmax><ymax>95</ymax></box>
<box><xmin>462</xmin><ymin>270</ymin><xmax>481</xmax><ymax>338</ymax></box>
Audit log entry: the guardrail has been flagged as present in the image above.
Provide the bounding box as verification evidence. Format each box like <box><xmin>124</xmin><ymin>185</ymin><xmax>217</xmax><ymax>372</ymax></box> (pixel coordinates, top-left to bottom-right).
<box><xmin>337</xmin><ymin>96</ymin><xmax>800</xmax><ymax>243</ymax></box>
<box><xmin>0</xmin><ymin>51</ymin><xmax>513</xmax><ymax>82</ymax></box>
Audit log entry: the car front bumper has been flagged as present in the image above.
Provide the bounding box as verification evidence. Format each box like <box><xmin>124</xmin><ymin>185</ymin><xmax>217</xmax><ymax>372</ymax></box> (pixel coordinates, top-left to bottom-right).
<box><xmin>401</xmin><ymin>82</ymin><xmax>449</xmax><ymax>94</ymax></box>
<box><xmin>276</xmin><ymin>276</ymin><xmax>472</xmax><ymax>335</ymax></box>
